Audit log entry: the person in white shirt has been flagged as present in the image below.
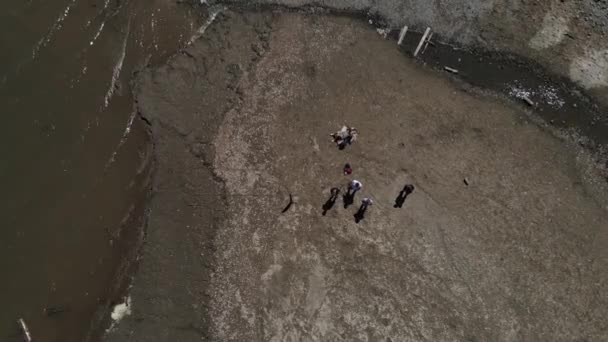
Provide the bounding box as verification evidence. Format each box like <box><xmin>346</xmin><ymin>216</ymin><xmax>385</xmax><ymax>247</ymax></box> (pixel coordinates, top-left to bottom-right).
<box><xmin>361</xmin><ymin>197</ymin><xmax>373</xmax><ymax>207</ymax></box>
<box><xmin>348</xmin><ymin>180</ymin><xmax>362</xmax><ymax>194</ymax></box>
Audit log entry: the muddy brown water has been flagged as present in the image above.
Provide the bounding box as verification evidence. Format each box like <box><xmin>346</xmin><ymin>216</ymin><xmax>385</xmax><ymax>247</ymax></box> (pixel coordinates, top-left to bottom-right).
<box><xmin>0</xmin><ymin>0</ymin><xmax>206</xmax><ymax>341</ymax></box>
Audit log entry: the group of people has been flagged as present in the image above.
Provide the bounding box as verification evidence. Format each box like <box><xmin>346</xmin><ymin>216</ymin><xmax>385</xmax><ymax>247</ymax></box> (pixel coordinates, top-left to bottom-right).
<box><xmin>330</xmin><ymin>126</ymin><xmax>358</xmax><ymax>150</ymax></box>
<box><xmin>323</xmin><ymin>125</ymin><xmax>415</xmax><ymax>222</ymax></box>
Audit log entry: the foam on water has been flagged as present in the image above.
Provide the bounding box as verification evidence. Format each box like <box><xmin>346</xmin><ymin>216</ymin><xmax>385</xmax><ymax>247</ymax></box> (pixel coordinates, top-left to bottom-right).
<box><xmin>104</xmin><ymin>296</ymin><xmax>132</xmax><ymax>332</ymax></box>
<box><xmin>90</xmin><ymin>22</ymin><xmax>105</xmax><ymax>46</ymax></box>
<box><xmin>110</xmin><ymin>296</ymin><xmax>131</xmax><ymax>323</ymax></box>
<box><xmin>103</xmin><ymin>23</ymin><xmax>130</xmax><ymax>109</ymax></box>
<box><xmin>104</xmin><ymin>110</ymin><xmax>137</xmax><ymax>170</ymax></box>
<box><xmin>32</xmin><ymin>0</ymin><xmax>77</xmax><ymax>59</ymax></box>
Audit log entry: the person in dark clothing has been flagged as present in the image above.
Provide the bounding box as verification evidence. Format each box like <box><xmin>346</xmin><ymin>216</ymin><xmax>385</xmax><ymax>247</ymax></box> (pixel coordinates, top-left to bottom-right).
<box><xmin>354</xmin><ymin>197</ymin><xmax>373</xmax><ymax>223</ymax></box>
<box><xmin>322</xmin><ymin>187</ymin><xmax>340</xmax><ymax>215</ymax></box>
<box><xmin>343</xmin><ymin>163</ymin><xmax>352</xmax><ymax>175</ymax></box>
<box><xmin>394</xmin><ymin>184</ymin><xmax>415</xmax><ymax>208</ymax></box>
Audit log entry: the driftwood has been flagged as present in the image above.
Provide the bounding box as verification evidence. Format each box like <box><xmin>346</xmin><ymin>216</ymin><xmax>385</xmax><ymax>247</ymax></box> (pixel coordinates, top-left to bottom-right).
<box><xmin>45</xmin><ymin>306</ymin><xmax>68</xmax><ymax>316</ymax></box>
<box><xmin>522</xmin><ymin>96</ymin><xmax>535</xmax><ymax>107</ymax></box>
<box><xmin>444</xmin><ymin>66</ymin><xmax>459</xmax><ymax>74</ymax></box>
<box><xmin>397</xmin><ymin>25</ymin><xmax>408</xmax><ymax>45</ymax></box>
<box><xmin>281</xmin><ymin>193</ymin><xmax>293</xmax><ymax>213</ymax></box>
<box><xmin>414</xmin><ymin>27</ymin><xmax>431</xmax><ymax>57</ymax></box>
<box><xmin>422</xmin><ymin>32</ymin><xmax>434</xmax><ymax>54</ymax></box>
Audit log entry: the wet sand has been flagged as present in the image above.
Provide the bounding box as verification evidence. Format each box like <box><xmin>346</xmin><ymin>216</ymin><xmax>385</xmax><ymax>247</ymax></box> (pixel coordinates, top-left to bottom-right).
<box><xmin>107</xmin><ymin>10</ymin><xmax>608</xmax><ymax>341</ymax></box>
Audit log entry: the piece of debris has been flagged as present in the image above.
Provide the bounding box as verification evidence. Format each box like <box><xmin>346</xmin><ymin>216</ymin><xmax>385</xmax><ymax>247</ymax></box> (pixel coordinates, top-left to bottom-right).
<box><xmin>522</xmin><ymin>96</ymin><xmax>535</xmax><ymax>107</ymax></box>
<box><xmin>422</xmin><ymin>32</ymin><xmax>434</xmax><ymax>54</ymax></box>
<box><xmin>397</xmin><ymin>25</ymin><xmax>408</xmax><ymax>45</ymax></box>
<box><xmin>45</xmin><ymin>306</ymin><xmax>68</xmax><ymax>316</ymax></box>
<box><xmin>444</xmin><ymin>66</ymin><xmax>459</xmax><ymax>74</ymax></box>
<box><xmin>376</xmin><ymin>28</ymin><xmax>389</xmax><ymax>39</ymax></box>
<box><xmin>463</xmin><ymin>178</ymin><xmax>470</xmax><ymax>186</ymax></box>
<box><xmin>414</xmin><ymin>27</ymin><xmax>431</xmax><ymax>57</ymax></box>
<box><xmin>18</xmin><ymin>318</ymin><xmax>32</xmax><ymax>342</ymax></box>
<box><xmin>281</xmin><ymin>193</ymin><xmax>293</xmax><ymax>213</ymax></box>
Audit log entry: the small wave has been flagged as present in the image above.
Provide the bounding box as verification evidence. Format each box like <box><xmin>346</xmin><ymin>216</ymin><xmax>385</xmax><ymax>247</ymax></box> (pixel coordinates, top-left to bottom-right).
<box><xmin>104</xmin><ymin>296</ymin><xmax>132</xmax><ymax>333</ymax></box>
<box><xmin>89</xmin><ymin>22</ymin><xmax>105</xmax><ymax>46</ymax></box>
<box><xmin>85</xmin><ymin>0</ymin><xmax>111</xmax><ymax>29</ymax></box>
<box><xmin>110</xmin><ymin>296</ymin><xmax>131</xmax><ymax>322</ymax></box>
<box><xmin>104</xmin><ymin>110</ymin><xmax>137</xmax><ymax>170</ymax></box>
<box><xmin>32</xmin><ymin>0</ymin><xmax>77</xmax><ymax>59</ymax></box>
<box><xmin>103</xmin><ymin>23</ymin><xmax>130</xmax><ymax>109</ymax></box>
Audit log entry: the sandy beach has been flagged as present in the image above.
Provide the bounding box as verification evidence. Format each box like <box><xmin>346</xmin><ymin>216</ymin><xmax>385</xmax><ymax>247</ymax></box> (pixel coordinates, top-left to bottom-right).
<box><xmin>106</xmin><ymin>10</ymin><xmax>608</xmax><ymax>341</ymax></box>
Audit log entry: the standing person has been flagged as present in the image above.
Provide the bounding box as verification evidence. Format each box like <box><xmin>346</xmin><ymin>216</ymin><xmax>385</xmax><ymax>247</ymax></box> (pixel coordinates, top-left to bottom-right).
<box><xmin>343</xmin><ymin>180</ymin><xmax>361</xmax><ymax>209</ymax></box>
<box><xmin>403</xmin><ymin>184</ymin><xmax>415</xmax><ymax>195</ymax></box>
<box><xmin>394</xmin><ymin>184</ymin><xmax>415</xmax><ymax>208</ymax></box>
<box><xmin>361</xmin><ymin>197</ymin><xmax>373</xmax><ymax>208</ymax></box>
<box><xmin>343</xmin><ymin>163</ymin><xmax>352</xmax><ymax>175</ymax></box>
<box><xmin>345</xmin><ymin>127</ymin><xmax>358</xmax><ymax>145</ymax></box>
<box><xmin>330</xmin><ymin>187</ymin><xmax>340</xmax><ymax>198</ymax></box>
<box><xmin>322</xmin><ymin>187</ymin><xmax>341</xmax><ymax>216</ymax></box>
<box><xmin>347</xmin><ymin>179</ymin><xmax>362</xmax><ymax>195</ymax></box>
<box><xmin>354</xmin><ymin>197</ymin><xmax>373</xmax><ymax>223</ymax></box>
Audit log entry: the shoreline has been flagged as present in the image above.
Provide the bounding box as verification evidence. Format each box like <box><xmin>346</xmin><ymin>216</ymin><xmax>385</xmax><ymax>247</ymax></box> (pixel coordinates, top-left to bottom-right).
<box><xmin>104</xmin><ymin>9</ymin><xmax>268</xmax><ymax>339</ymax></box>
<box><xmin>218</xmin><ymin>0</ymin><xmax>608</xmax><ymax>106</ymax></box>
<box><xmin>105</xmin><ymin>6</ymin><xmax>607</xmax><ymax>341</ymax></box>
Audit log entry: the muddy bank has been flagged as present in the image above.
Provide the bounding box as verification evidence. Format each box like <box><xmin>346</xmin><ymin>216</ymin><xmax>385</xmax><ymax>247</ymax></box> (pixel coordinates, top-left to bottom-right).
<box><xmin>107</xmin><ymin>9</ymin><xmax>608</xmax><ymax>341</ymax></box>
<box><xmin>217</xmin><ymin>0</ymin><xmax>608</xmax><ymax>106</ymax></box>
<box><xmin>392</xmin><ymin>29</ymin><xmax>608</xmax><ymax>152</ymax></box>
<box><xmin>104</xmin><ymin>11</ymin><xmax>272</xmax><ymax>340</ymax></box>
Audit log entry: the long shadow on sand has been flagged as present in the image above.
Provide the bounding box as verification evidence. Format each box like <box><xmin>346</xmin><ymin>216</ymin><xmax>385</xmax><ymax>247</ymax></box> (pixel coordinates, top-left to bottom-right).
<box><xmin>343</xmin><ymin>191</ymin><xmax>355</xmax><ymax>209</ymax></box>
<box><xmin>322</xmin><ymin>188</ymin><xmax>340</xmax><ymax>215</ymax></box>
<box><xmin>354</xmin><ymin>203</ymin><xmax>368</xmax><ymax>223</ymax></box>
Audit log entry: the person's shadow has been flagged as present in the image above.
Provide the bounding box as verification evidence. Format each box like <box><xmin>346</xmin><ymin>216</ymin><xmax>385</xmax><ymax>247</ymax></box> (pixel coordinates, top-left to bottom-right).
<box><xmin>394</xmin><ymin>184</ymin><xmax>415</xmax><ymax>208</ymax></box>
<box><xmin>322</xmin><ymin>188</ymin><xmax>340</xmax><ymax>216</ymax></box>
<box><xmin>354</xmin><ymin>203</ymin><xmax>368</xmax><ymax>223</ymax></box>
<box><xmin>343</xmin><ymin>191</ymin><xmax>356</xmax><ymax>209</ymax></box>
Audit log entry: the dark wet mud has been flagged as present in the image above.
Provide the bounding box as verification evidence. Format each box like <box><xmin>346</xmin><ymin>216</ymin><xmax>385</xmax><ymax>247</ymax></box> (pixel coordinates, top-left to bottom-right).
<box><xmin>392</xmin><ymin>28</ymin><xmax>608</xmax><ymax>148</ymax></box>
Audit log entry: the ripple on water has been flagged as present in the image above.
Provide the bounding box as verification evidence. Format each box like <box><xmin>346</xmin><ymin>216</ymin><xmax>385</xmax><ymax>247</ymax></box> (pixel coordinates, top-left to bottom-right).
<box><xmin>103</xmin><ymin>23</ymin><xmax>130</xmax><ymax>109</ymax></box>
<box><xmin>31</xmin><ymin>0</ymin><xmax>77</xmax><ymax>59</ymax></box>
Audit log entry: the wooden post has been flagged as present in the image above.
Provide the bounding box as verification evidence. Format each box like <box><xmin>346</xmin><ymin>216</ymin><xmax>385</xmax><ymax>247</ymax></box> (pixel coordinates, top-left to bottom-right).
<box><xmin>444</xmin><ymin>66</ymin><xmax>459</xmax><ymax>74</ymax></box>
<box><xmin>413</xmin><ymin>27</ymin><xmax>431</xmax><ymax>57</ymax></box>
<box><xmin>522</xmin><ymin>96</ymin><xmax>535</xmax><ymax>107</ymax></box>
<box><xmin>397</xmin><ymin>25</ymin><xmax>408</xmax><ymax>45</ymax></box>
<box><xmin>18</xmin><ymin>318</ymin><xmax>32</xmax><ymax>342</ymax></box>
<box><xmin>422</xmin><ymin>32</ymin><xmax>434</xmax><ymax>53</ymax></box>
